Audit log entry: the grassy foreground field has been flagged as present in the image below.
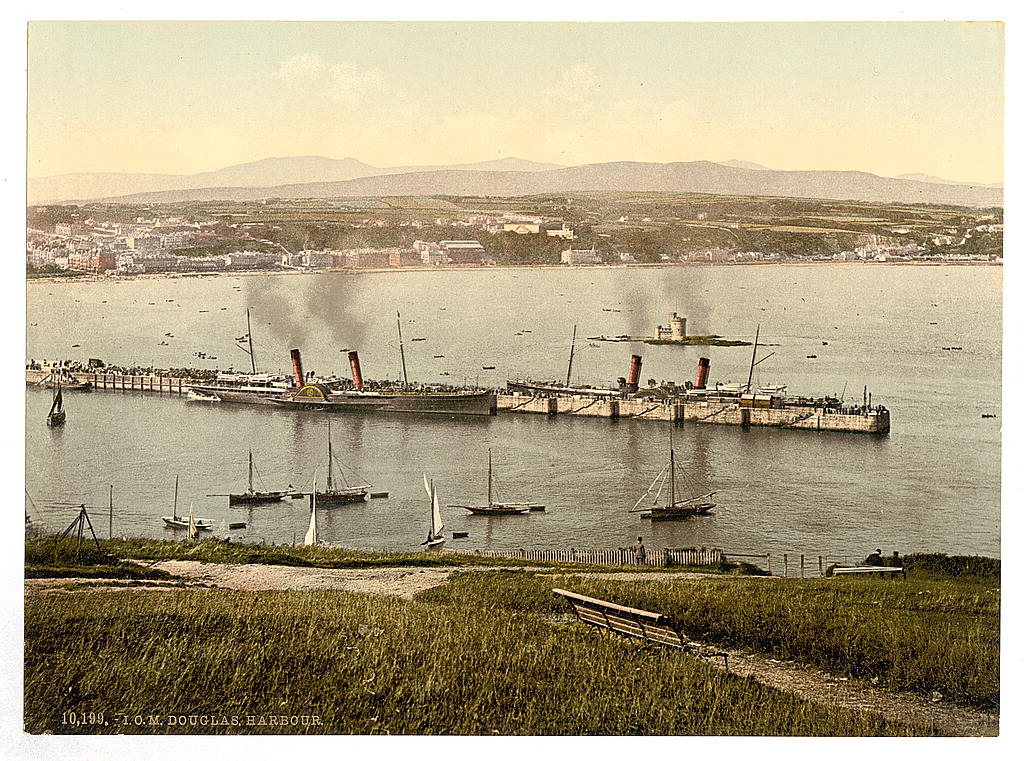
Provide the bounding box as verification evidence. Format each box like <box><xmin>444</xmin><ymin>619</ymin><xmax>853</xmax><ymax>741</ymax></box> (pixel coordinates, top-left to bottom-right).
<box><xmin>23</xmin><ymin>540</ymin><xmax>998</xmax><ymax>735</ymax></box>
<box><xmin>418</xmin><ymin>572</ymin><xmax>1000</xmax><ymax>708</ymax></box>
<box><xmin>26</xmin><ymin>586</ymin><xmax>929</xmax><ymax>736</ymax></box>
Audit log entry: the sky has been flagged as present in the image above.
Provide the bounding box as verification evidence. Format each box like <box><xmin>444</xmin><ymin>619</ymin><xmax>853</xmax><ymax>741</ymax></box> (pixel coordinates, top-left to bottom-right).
<box><xmin>27</xmin><ymin>21</ymin><xmax>1005</xmax><ymax>183</ymax></box>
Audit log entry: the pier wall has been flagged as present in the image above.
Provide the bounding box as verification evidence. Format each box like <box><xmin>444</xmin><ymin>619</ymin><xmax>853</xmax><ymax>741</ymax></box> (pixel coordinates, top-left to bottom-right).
<box><xmin>497</xmin><ymin>394</ymin><xmax>558</xmax><ymax>414</ymax></box>
<box><xmin>497</xmin><ymin>393</ymin><xmax>888</xmax><ymax>433</ymax></box>
<box><xmin>617</xmin><ymin>398</ymin><xmax>678</xmax><ymax>421</ymax></box>
<box><xmin>680</xmin><ymin>402</ymin><xmax>888</xmax><ymax>433</ymax></box>
<box><xmin>555</xmin><ymin>396</ymin><xmax>620</xmax><ymax>418</ymax></box>
<box><xmin>27</xmin><ymin>369</ymin><xmax>189</xmax><ymax>394</ymax></box>
<box><xmin>29</xmin><ymin>372</ymin><xmax>888</xmax><ymax>433</ymax></box>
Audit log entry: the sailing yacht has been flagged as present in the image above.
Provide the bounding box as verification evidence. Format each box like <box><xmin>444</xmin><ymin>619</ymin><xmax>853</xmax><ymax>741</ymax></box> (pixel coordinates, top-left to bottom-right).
<box><xmin>209</xmin><ymin>451</ymin><xmax>297</xmax><ymax>505</ymax></box>
<box><xmin>450</xmin><ymin>449</ymin><xmax>544</xmax><ymax>515</ymax></box>
<box><xmin>46</xmin><ymin>381</ymin><xmax>66</xmax><ymax>427</ymax></box>
<box><xmin>314</xmin><ymin>420</ymin><xmax>371</xmax><ymax>504</ymax></box>
<box><xmin>304</xmin><ymin>474</ymin><xmax>319</xmax><ymax>546</ymax></box>
<box><xmin>422</xmin><ymin>474</ymin><xmax>445</xmax><ymax>547</ymax></box>
<box><xmin>631</xmin><ymin>439</ymin><xmax>717</xmax><ymax>521</ymax></box>
<box><xmin>162</xmin><ymin>475</ymin><xmax>214</xmax><ymax>530</ymax></box>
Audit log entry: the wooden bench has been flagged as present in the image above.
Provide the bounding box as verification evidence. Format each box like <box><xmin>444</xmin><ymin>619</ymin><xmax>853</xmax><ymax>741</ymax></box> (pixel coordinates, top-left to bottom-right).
<box><xmin>553</xmin><ymin>588</ymin><xmax>728</xmax><ymax>668</ymax></box>
<box><xmin>832</xmin><ymin>566</ymin><xmax>906</xmax><ymax>579</ymax></box>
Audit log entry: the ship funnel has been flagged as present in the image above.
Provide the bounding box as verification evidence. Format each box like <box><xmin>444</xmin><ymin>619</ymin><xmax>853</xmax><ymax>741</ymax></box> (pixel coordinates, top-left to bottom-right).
<box><xmin>695</xmin><ymin>357</ymin><xmax>710</xmax><ymax>389</ymax></box>
<box><xmin>348</xmin><ymin>351</ymin><xmax>364</xmax><ymax>391</ymax></box>
<box><xmin>290</xmin><ymin>349</ymin><xmax>305</xmax><ymax>389</ymax></box>
<box><xmin>626</xmin><ymin>355</ymin><xmax>642</xmax><ymax>394</ymax></box>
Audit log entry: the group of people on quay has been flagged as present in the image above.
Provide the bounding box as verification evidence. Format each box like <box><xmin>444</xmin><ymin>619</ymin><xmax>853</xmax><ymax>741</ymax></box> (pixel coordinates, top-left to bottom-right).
<box><xmin>27</xmin><ymin>358</ymin><xmax>217</xmax><ymax>380</ymax></box>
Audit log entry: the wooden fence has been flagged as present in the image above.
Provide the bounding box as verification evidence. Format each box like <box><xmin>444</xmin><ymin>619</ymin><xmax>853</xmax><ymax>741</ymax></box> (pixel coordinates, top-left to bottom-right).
<box><xmin>442</xmin><ymin>546</ymin><xmax>723</xmax><ymax>568</ymax></box>
<box><xmin>724</xmin><ymin>551</ymin><xmax>879</xmax><ymax>578</ymax></box>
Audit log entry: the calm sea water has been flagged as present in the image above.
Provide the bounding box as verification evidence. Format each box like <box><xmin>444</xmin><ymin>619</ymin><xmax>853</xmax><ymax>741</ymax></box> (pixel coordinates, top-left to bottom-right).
<box><xmin>25</xmin><ymin>264</ymin><xmax>1002</xmax><ymax>559</ymax></box>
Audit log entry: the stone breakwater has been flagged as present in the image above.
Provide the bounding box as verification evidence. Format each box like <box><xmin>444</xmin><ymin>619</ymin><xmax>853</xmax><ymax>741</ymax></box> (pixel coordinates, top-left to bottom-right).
<box><xmin>497</xmin><ymin>393</ymin><xmax>890</xmax><ymax>434</ymax></box>
<box><xmin>25</xmin><ymin>367</ymin><xmax>889</xmax><ymax>434</ymax></box>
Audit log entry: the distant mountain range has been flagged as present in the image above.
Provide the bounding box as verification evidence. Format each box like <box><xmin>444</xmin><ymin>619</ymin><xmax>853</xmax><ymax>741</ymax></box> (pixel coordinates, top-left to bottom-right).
<box><xmin>894</xmin><ymin>172</ymin><xmax>1003</xmax><ymax>188</ymax></box>
<box><xmin>28</xmin><ymin>156</ymin><xmax>1002</xmax><ymax>208</ymax></box>
<box><xmin>27</xmin><ymin>156</ymin><xmax>565</xmax><ymax>206</ymax></box>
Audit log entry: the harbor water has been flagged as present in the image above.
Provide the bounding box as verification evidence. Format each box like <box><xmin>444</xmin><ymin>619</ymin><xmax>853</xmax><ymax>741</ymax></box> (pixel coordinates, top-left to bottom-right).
<box><xmin>25</xmin><ymin>264</ymin><xmax>1002</xmax><ymax>559</ymax></box>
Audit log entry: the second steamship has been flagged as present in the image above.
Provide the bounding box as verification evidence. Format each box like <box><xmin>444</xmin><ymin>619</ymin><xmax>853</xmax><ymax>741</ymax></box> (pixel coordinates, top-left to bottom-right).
<box><xmin>184</xmin><ymin>349</ymin><xmax>496</xmax><ymax>416</ymax></box>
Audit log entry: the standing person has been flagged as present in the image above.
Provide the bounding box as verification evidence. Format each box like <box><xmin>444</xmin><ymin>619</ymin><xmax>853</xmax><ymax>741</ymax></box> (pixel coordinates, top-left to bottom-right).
<box><xmin>635</xmin><ymin>536</ymin><xmax>647</xmax><ymax>565</ymax></box>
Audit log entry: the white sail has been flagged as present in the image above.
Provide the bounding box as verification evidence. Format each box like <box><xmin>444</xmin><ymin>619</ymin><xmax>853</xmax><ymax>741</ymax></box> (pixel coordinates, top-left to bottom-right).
<box><xmin>187</xmin><ymin>501</ymin><xmax>197</xmax><ymax>540</ymax></box>
<box><xmin>305</xmin><ymin>474</ymin><xmax>318</xmax><ymax>545</ymax></box>
<box><xmin>431</xmin><ymin>485</ymin><xmax>444</xmax><ymax>536</ymax></box>
<box><xmin>423</xmin><ymin>473</ymin><xmax>433</xmax><ymax>501</ymax></box>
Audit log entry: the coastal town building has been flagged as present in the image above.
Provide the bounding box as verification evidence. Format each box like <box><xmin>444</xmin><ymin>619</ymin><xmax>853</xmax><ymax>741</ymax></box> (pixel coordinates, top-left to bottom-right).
<box><xmin>439</xmin><ymin>240</ymin><xmax>487</xmax><ymax>264</ymax></box>
<box><xmin>546</xmin><ymin>224</ymin><xmax>575</xmax><ymax>240</ymax></box>
<box><xmin>414</xmin><ymin>241</ymin><xmax>446</xmax><ymax>265</ymax></box>
<box><xmin>561</xmin><ymin>247</ymin><xmax>601</xmax><ymax>265</ymax></box>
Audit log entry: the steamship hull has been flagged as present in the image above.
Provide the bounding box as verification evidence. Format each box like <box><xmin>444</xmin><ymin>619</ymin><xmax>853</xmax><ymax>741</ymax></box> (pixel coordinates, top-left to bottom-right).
<box><xmin>274</xmin><ymin>391</ymin><xmax>497</xmax><ymax>416</ymax></box>
<box><xmin>189</xmin><ymin>387</ymin><xmax>290</xmax><ymax>405</ymax></box>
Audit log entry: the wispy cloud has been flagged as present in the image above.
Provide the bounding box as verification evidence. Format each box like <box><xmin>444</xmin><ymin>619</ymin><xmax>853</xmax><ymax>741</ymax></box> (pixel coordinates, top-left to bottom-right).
<box><xmin>273</xmin><ymin>54</ymin><xmax>325</xmax><ymax>85</ymax></box>
<box><xmin>543</xmin><ymin>63</ymin><xmax>601</xmax><ymax>103</ymax></box>
<box><xmin>326</xmin><ymin>62</ymin><xmax>388</xmax><ymax>103</ymax></box>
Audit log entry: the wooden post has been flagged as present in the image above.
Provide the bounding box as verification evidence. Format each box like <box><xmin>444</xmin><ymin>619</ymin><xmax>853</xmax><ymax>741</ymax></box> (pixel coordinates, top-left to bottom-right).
<box><xmin>108</xmin><ymin>484</ymin><xmax>113</xmax><ymax>539</ymax></box>
<box><xmin>767</xmin><ymin>553</ymin><xmax>772</xmax><ymax>575</ymax></box>
<box><xmin>800</xmin><ymin>554</ymin><xmax>805</xmax><ymax>578</ymax></box>
<box><xmin>818</xmin><ymin>556</ymin><xmax>824</xmax><ymax>577</ymax></box>
<box><xmin>783</xmin><ymin>553</ymin><xmax>788</xmax><ymax>578</ymax></box>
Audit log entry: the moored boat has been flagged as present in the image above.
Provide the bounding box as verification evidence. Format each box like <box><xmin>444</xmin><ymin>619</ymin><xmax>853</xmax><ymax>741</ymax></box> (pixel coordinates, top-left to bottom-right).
<box><xmin>631</xmin><ymin>440</ymin><xmax>717</xmax><ymax>522</ymax></box>
<box><xmin>46</xmin><ymin>382</ymin><xmax>66</xmax><ymax>427</ymax></box>
<box><xmin>304</xmin><ymin>473</ymin><xmax>320</xmax><ymax>546</ymax></box>
<box><xmin>450</xmin><ymin>449</ymin><xmax>544</xmax><ymax>515</ymax></box>
<box><xmin>208</xmin><ymin>451</ymin><xmax>298</xmax><ymax>505</ymax></box>
<box><xmin>186</xmin><ymin>389</ymin><xmax>221</xmax><ymax>402</ymax></box>
<box><xmin>35</xmin><ymin>368</ymin><xmax>92</xmax><ymax>391</ymax></box>
<box><xmin>422</xmin><ymin>474</ymin><xmax>446</xmax><ymax>548</ymax></box>
<box><xmin>161</xmin><ymin>476</ymin><xmax>214</xmax><ymax>530</ymax></box>
<box><xmin>314</xmin><ymin>420</ymin><xmax>371</xmax><ymax>505</ymax></box>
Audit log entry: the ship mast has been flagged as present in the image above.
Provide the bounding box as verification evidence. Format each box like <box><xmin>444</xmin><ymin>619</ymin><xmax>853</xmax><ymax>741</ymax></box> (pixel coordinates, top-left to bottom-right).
<box><xmin>566</xmin><ymin>325</ymin><xmax>577</xmax><ymax>386</ymax></box>
<box><xmin>326</xmin><ymin>420</ymin><xmax>334</xmax><ymax>492</ymax></box>
<box><xmin>745</xmin><ymin>324</ymin><xmax>761</xmax><ymax>393</ymax></box>
<box><xmin>397</xmin><ymin>311</ymin><xmax>409</xmax><ymax>388</ymax></box>
<box><xmin>487</xmin><ymin>449</ymin><xmax>493</xmax><ymax>505</ymax></box>
<box><xmin>246</xmin><ymin>308</ymin><xmax>257</xmax><ymax>374</ymax></box>
<box><xmin>669</xmin><ymin>445</ymin><xmax>676</xmax><ymax>507</ymax></box>
<box><xmin>248</xmin><ymin>450</ymin><xmax>254</xmax><ymax>492</ymax></box>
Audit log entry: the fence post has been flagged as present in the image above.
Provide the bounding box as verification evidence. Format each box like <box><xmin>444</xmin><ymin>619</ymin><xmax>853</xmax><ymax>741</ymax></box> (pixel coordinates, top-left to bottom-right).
<box><xmin>767</xmin><ymin>553</ymin><xmax>772</xmax><ymax>575</ymax></box>
<box><xmin>818</xmin><ymin>556</ymin><xmax>824</xmax><ymax>577</ymax></box>
<box><xmin>800</xmin><ymin>554</ymin><xmax>805</xmax><ymax>578</ymax></box>
<box><xmin>783</xmin><ymin>553</ymin><xmax>788</xmax><ymax>578</ymax></box>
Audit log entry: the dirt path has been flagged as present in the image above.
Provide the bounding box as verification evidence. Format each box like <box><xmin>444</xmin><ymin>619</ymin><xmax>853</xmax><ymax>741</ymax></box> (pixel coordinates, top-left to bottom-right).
<box><xmin>25</xmin><ymin>561</ymin><xmax>997</xmax><ymax>736</ymax></box>
<box><xmin>710</xmin><ymin>649</ymin><xmax>996</xmax><ymax>736</ymax></box>
<box><xmin>25</xmin><ymin>560</ymin><xmax>530</xmax><ymax>600</ymax></box>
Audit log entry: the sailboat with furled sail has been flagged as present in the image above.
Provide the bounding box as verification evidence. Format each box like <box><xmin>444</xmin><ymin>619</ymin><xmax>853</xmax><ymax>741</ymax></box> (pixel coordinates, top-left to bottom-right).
<box><xmin>208</xmin><ymin>450</ymin><xmax>298</xmax><ymax>505</ymax></box>
<box><xmin>450</xmin><ymin>449</ymin><xmax>544</xmax><ymax>515</ymax></box>
<box><xmin>46</xmin><ymin>381</ymin><xmax>66</xmax><ymax>427</ymax></box>
<box><xmin>630</xmin><ymin>433</ymin><xmax>717</xmax><ymax>521</ymax></box>
<box><xmin>422</xmin><ymin>474</ymin><xmax>445</xmax><ymax>547</ymax></box>
<box><xmin>314</xmin><ymin>419</ymin><xmax>371</xmax><ymax>505</ymax></box>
